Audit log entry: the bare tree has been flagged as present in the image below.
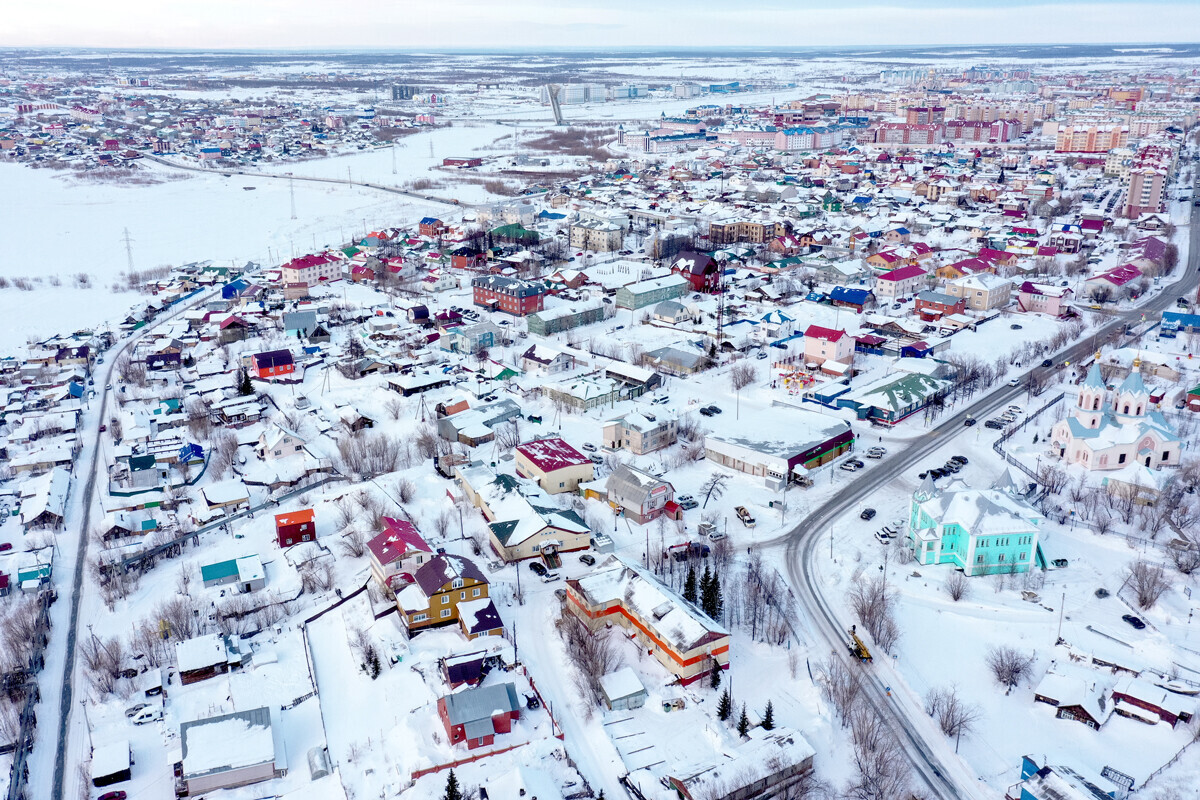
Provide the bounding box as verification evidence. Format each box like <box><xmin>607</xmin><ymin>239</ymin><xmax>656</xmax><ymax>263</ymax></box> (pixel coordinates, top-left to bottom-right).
<box><xmin>730</xmin><ymin>361</ymin><xmax>758</xmax><ymax>391</ymax></box>
<box><xmin>336</xmin><ymin>529</ymin><xmax>368</xmax><ymax>558</ymax></box>
<box><xmin>847</xmin><ymin>575</ymin><xmax>900</xmax><ymax>654</ymax></box>
<box><xmin>555</xmin><ymin>610</ymin><xmax>622</xmax><ymax>708</ymax></box>
<box><xmin>944</xmin><ymin>571</ymin><xmax>970</xmax><ymax>602</ymax></box>
<box><xmin>985</xmin><ymin>645</ymin><xmax>1035</xmax><ymax>693</ymax></box>
<box><xmin>1168</xmin><ymin>540</ymin><xmax>1200</xmax><ymax>575</ymax></box>
<box><xmin>844</xmin><ymin>703</ymin><xmax>912</xmax><ymax>800</ymax></box>
<box><xmin>396</xmin><ymin>477</ymin><xmax>417</xmax><ymax>505</ymax></box>
<box><xmin>1126</xmin><ymin>559</ymin><xmax>1169</xmax><ymax>610</ymax></box>
<box><xmin>817</xmin><ymin>656</ymin><xmax>864</xmax><ymax>727</ymax></box>
<box><xmin>699</xmin><ymin>472</ymin><xmax>731</xmax><ymax>509</ymax></box>
<box><xmin>924</xmin><ymin>685</ymin><xmax>981</xmax><ymax>740</ymax></box>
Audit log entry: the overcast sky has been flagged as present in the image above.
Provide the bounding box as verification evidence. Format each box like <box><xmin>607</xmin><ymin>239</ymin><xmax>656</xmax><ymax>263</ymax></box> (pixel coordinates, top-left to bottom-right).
<box><xmin>4</xmin><ymin>1</ymin><xmax>1199</xmax><ymax>49</ymax></box>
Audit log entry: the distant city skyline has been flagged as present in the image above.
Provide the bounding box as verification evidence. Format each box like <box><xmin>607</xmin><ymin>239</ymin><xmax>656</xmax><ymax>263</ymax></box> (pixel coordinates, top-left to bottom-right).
<box><xmin>5</xmin><ymin>1</ymin><xmax>1200</xmax><ymax>50</ymax></box>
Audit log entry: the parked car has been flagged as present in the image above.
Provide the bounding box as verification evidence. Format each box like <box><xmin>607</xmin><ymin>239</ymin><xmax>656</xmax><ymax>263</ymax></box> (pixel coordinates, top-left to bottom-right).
<box><xmin>98</xmin><ymin>792</ymin><xmax>128</xmax><ymax>800</ymax></box>
<box><xmin>528</xmin><ymin>562</ymin><xmax>548</xmax><ymax>577</ymax></box>
<box><xmin>699</xmin><ymin>407</ymin><xmax>714</xmax><ymax>417</ymax></box>
<box><xmin>581</xmin><ymin>442</ymin><xmax>597</xmax><ymax>452</ymax></box>
<box><xmin>757</xmin><ymin>351</ymin><xmax>768</xmax><ymax>360</ymax></box>
<box><xmin>949</xmin><ymin>455</ymin><xmax>968</xmax><ymax>465</ymax></box>
<box><xmin>589</xmin><ymin>454</ymin><xmax>604</xmax><ymax>465</ymax></box>
<box><xmin>554</xmin><ymin>588</ymin><xmax>567</xmax><ymax>601</ymax></box>
<box><xmin>964</xmin><ymin>416</ymin><xmax>976</xmax><ymax>426</ymax></box>
<box><xmin>579</xmin><ymin>554</ymin><xmax>596</xmax><ymax>567</ymax></box>
<box><xmin>1094</xmin><ymin>588</ymin><xmax>1110</xmax><ymax>599</ymax></box>
<box><xmin>706</xmin><ymin>405</ymin><xmax>723</xmax><ymax>415</ymax></box>
<box><xmin>124</xmin><ymin>703</ymin><xmax>150</xmax><ymax>718</ymax></box>
<box><xmin>1010</xmin><ymin>324</ymin><xmax>1023</xmax><ymax>330</ymax></box>
<box><xmin>1122</xmin><ymin>614</ymin><xmax>1146</xmax><ymax>630</ymax></box>
<box><xmin>679</xmin><ymin>499</ymin><xmax>699</xmax><ymax>510</ymax></box>
<box><xmin>735</xmin><ymin>506</ymin><xmax>756</xmax><ymax>527</ymax></box>
<box><xmin>708</xmin><ymin>530</ymin><xmax>727</xmax><ymax>542</ymax></box>
<box><xmin>131</xmin><ymin>707</ymin><xmax>162</xmax><ymax>725</ymax></box>
<box><xmin>860</xmin><ymin>508</ymin><xmax>877</xmax><ymax>521</ymax></box>
<box><xmin>677</xmin><ymin>494</ymin><xmax>694</xmax><ymax>504</ymax></box>
<box><xmin>0</xmin><ymin>543</ymin><xmax>11</xmax><ymax>553</ymax></box>
<box><xmin>874</xmin><ymin>532</ymin><xmax>892</xmax><ymax>545</ymax></box>
<box><xmin>541</xmin><ymin>572</ymin><xmax>562</xmax><ymax>584</ymax></box>
<box><xmin>840</xmin><ymin>461</ymin><xmax>861</xmax><ymax>472</ymax></box>
<box><xmin>652</xmin><ymin>395</ymin><xmax>670</xmax><ymax>405</ymax></box>
<box><xmin>866</xmin><ymin>446</ymin><xmax>886</xmax><ymax>459</ymax></box>
<box><xmin>985</xmin><ymin>419</ymin><xmax>1005</xmax><ymax>429</ymax></box>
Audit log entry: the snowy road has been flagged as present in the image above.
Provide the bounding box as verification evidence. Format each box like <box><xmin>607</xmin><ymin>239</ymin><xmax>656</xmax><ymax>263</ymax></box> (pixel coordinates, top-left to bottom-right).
<box><xmin>770</xmin><ymin>199</ymin><xmax>1200</xmax><ymax>800</ymax></box>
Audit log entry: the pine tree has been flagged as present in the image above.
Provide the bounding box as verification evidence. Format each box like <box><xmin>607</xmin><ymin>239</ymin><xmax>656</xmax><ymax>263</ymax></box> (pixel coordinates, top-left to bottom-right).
<box><xmin>238</xmin><ymin>368</ymin><xmax>253</xmax><ymax>396</ymax></box>
<box><xmin>444</xmin><ymin>770</ymin><xmax>462</xmax><ymax>800</ymax></box>
<box><xmin>701</xmin><ymin>569</ymin><xmax>723</xmax><ymax>620</ymax></box>
<box><xmin>717</xmin><ymin>688</ymin><xmax>732</xmax><ymax>721</ymax></box>
<box><xmin>710</xmin><ymin>662</ymin><xmax>721</xmax><ymax>689</ymax></box>
<box><xmin>762</xmin><ymin>700</ymin><xmax>775</xmax><ymax>731</ymax></box>
<box><xmin>737</xmin><ymin>704</ymin><xmax>750</xmax><ymax>737</ymax></box>
<box><xmin>683</xmin><ymin>567</ymin><xmax>698</xmax><ymax>603</ymax></box>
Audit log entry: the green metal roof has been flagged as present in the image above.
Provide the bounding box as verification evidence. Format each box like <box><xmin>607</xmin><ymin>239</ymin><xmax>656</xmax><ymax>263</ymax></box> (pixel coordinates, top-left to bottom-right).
<box><xmin>200</xmin><ymin>559</ymin><xmax>239</xmax><ymax>583</ymax></box>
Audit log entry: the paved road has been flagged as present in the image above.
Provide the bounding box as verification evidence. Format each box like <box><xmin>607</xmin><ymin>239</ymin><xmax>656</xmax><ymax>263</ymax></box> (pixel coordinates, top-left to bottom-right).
<box><xmin>48</xmin><ymin>288</ymin><xmax>222</xmax><ymax>800</ymax></box>
<box><xmin>768</xmin><ymin>201</ymin><xmax>1200</xmax><ymax>799</ymax></box>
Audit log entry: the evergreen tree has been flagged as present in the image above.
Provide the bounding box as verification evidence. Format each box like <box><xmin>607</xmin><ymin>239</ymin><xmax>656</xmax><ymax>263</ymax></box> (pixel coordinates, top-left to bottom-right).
<box><xmin>699</xmin><ymin>565</ymin><xmax>712</xmax><ymax>605</ymax></box>
<box><xmin>444</xmin><ymin>770</ymin><xmax>462</xmax><ymax>800</ymax></box>
<box><xmin>737</xmin><ymin>704</ymin><xmax>750</xmax><ymax>737</ymax></box>
<box><xmin>238</xmin><ymin>368</ymin><xmax>253</xmax><ymax>396</ymax></box>
<box><xmin>701</xmin><ymin>569</ymin><xmax>724</xmax><ymax>620</ymax></box>
<box><xmin>762</xmin><ymin>700</ymin><xmax>775</xmax><ymax>731</ymax></box>
<box><xmin>710</xmin><ymin>662</ymin><xmax>721</xmax><ymax>689</ymax></box>
<box><xmin>717</xmin><ymin>688</ymin><xmax>732</xmax><ymax>721</ymax></box>
<box><xmin>683</xmin><ymin>567</ymin><xmax>698</xmax><ymax>603</ymax></box>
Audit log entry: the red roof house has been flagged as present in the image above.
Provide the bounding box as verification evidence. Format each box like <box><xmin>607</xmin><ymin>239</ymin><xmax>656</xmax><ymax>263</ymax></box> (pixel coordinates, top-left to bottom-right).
<box><xmin>275</xmin><ymin>509</ymin><xmax>315</xmax><ymax>547</ymax></box>
<box><xmin>367</xmin><ymin>517</ymin><xmax>433</xmax><ymax>589</ymax></box>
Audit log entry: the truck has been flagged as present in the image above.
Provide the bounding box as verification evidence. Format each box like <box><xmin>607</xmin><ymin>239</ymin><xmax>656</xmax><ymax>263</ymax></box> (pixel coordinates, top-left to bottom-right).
<box><xmin>735</xmin><ymin>506</ymin><xmax>756</xmax><ymax>528</ymax></box>
<box><xmin>664</xmin><ymin>541</ymin><xmax>711</xmax><ymax>562</ymax></box>
<box><xmin>848</xmin><ymin>626</ymin><xmax>872</xmax><ymax>662</ymax></box>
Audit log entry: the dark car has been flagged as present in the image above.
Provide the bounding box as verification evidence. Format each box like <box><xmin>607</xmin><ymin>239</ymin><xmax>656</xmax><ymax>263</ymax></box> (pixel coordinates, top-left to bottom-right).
<box><xmin>1010</xmin><ymin>324</ymin><xmax>1023</xmax><ymax>330</ymax></box>
<box><xmin>964</xmin><ymin>417</ymin><xmax>977</xmax><ymax>426</ymax></box>
<box><xmin>949</xmin><ymin>455</ymin><xmax>968</xmax><ymax>465</ymax></box>
<box><xmin>860</xmin><ymin>508</ymin><xmax>877</xmax><ymax>521</ymax></box>
<box><xmin>707</xmin><ymin>405</ymin><xmax>723</xmax><ymax>414</ymax></box>
<box><xmin>0</xmin><ymin>543</ymin><xmax>11</xmax><ymax>552</ymax></box>
<box><xmin>528</xmin><ymin>562</ymin><xmax>548</xmax><ymax>577</ymax></box>
<box><xmin>1122</xmin><ymin>614</ymin><xmax>1146</xmax><ymax>630</ymax></box>
<box><xmin>1041</xmin><ymin>359</ymin><xmax>1053</xmax><ymax>368</ymax></box>
<box><xmin>579</xmin><ymin>554</ymin><xmax>596</xmax><ymax>566</ymax></box>
<box><xmin>699</xmin><ymin>407</ymin><xmax>714</xmax><ymax>417</ymax></box>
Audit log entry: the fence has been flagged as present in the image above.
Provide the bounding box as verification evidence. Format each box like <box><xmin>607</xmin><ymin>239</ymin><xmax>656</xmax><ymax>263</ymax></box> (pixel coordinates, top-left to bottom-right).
<box><xmin>991</xmin><ymin>391</ymin><xmax>1066</xmax><ymax>484</ymax></box>
<box><xmin>115</xmin><ymin>474</ymin><xmax>347</xmax><ymax>572</ymax></box>
<box><xmin>6</xmin><ymin>588</ymin><xmax>55</xmax><ymax>800</ymax></box>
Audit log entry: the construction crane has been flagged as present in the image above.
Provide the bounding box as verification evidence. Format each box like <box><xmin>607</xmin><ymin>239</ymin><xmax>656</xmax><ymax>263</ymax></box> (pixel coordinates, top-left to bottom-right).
<box><xmin>848</xmin><ymin>625</ymin><xmax>872</xmax><ymax>663</ymax></box>
<box><xmin>545</xmin><ymin>84</ymin><xmax>565</xmax><ymax>126</ymax></box>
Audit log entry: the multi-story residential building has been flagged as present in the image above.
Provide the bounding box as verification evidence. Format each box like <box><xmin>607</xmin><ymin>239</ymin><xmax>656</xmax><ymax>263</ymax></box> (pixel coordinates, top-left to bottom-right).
<box><xmin>603</xmin><ymin>410</ymin><xmax>678</xmax><ymax>454</ymax></box>
<box><xmin>905</xmin><ymin>106</ymin><xmax>945</xmax><ymax>125</ymax></box>
<box><xmin>873</xmin><ymin>265</ymin><xmax>927</xmax><ymax>300</ymax></box>
<box><xmin>908</xmin><ymin>478</ymin><xmax>1043</xmax><ymax>577</ymax></box>
<box><xmin>615</xmin><ymin>274</ymin><xmax>689</xmax><ymax>310</ymax></box>
<box><xmin>569</xmin><ymin>220</ymin><xmax>624</xmax><ymax>252</ymax></box>
<box><xmin>471</xmin><ymin>275</ymin><xmax>545</xmax><ymax>316</ymax></box>
<box><xmin>566</xmin><ymin>558</ymin><xmax>730</xmax><ymax>685</ymax></box>
<box><xmin>543</xmin><ymin>374</ymin><xmax>622</xmax><ymax>411</ymax></box>
<box><xmin>1053</xmin><ymin>124</ymin><xmax>1129</xmax><ymax>153</ymax></box>
<box><xmin>526</xmin><ymin>302</ymin><xmax>610</xmax><ymax>336</ymax></box>
<box><xmin>707</xmin><ymin>219</ymin><xmax>786</xmax><ymax>246</ymax></box>
<box><xmin>605</xmin><ymin>464</ymin><xmax>676</xmax><ymax>524</ymax></box>
<box><xmin>875</xmin><ymin>122</ymin><xmax>942</xmax><ymax>145</ymax></box>
<box><xmin>280</xmin><ymin>252</ymin><xmax>342</xmax><ymax>285</ymax></box>
<box><xmin>802</xmin><ymin>325</ymin><xmax>854</xmax><ymax>366</ymax></box>
<box><xmin>945</xmin><ymin>273</ymin><xmax>1012</xmax><ymax>310</ymax></box>
<box><xmin>366</xmin><ymin>517</ymin><xmax>433</xmax><ymax>591</ymax></box>
<box><xmin>914</xmin><ymin>290</ymin><xmax>967</xmax><ymax>321</ymax></box>
<box><xmin>943</xmin><ymin>119</ymin><xmax>1019</xmax><ymax>142</ymax></box>
<box><xmin>1016</xmin><ymin>282</ymin><xmax>1074</xmax><ymax>317</ymax></box>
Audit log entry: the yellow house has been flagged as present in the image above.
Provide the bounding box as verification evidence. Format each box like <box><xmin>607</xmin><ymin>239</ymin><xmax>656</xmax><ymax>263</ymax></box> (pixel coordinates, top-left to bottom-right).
<box><xmin>514</xmin><ymin>438</ymin><xmax>595</xmax><ymax>494</ymax></box>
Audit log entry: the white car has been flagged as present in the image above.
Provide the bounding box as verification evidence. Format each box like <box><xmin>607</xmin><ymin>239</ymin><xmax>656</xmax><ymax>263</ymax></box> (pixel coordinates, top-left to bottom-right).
<box><xmin>839</xmin><ymin>461</ymin><xmax>861</xmax><ymax>472</ymax></box>
<box><xmin>581</xmin><ymin>442</ymin><xmax>597</xmax><ymax>452</ymax></box>
<box><xmin>541</xmin><ymin>571</ymin><xmax>562</xmax><ymax>583</ymax></box>
<box><xmin>866</xmin><ymin>447</ymin><xmax>886</xmax><ymax>459</ymax></box>
<box><xmin>1007</xmin><ymin>378</ymin><xmax>1021</xmax><ymax>387</ymax></box>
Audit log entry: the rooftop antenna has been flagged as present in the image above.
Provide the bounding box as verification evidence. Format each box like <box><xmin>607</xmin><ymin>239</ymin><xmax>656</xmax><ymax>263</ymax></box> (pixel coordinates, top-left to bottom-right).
<box><xmin>122</xmin><ymin>227</ymin><xmax>135</xmax><ymax>272</ymax></box>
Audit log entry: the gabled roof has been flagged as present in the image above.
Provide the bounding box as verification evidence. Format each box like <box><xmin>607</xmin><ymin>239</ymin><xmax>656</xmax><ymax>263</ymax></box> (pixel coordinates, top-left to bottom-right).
<box><xmin>804</xmin><ymin>325</ymin><xmax>845</xmax><ymax>342</ymax></box>
<box><xmin>415</xmin><ymin>554</ymin><xmax>487</xmax><ymax>597</ymax></box>
<box><xmin>516</xmin><ymin>437</ymin><xmax>589</xmax><ymax>472</ymax></box>
<box><xmin>367</xmin><ymin>517</ymin><xmax>432</xmax><ymax>565</ymax></box>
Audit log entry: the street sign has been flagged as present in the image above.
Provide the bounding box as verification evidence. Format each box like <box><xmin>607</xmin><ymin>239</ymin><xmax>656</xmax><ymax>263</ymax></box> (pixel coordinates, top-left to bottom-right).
<box><xmin>1101</xmin><ymin>766</ymin><xmax>1134</xmax><ymax>791</ymax></box>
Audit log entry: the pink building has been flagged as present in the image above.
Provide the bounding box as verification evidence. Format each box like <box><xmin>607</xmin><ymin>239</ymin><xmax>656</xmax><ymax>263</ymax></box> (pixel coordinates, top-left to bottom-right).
<box><xmin>803</xmin><ymin>325</ymin><xmax>853</xmax><ymax>366</ymax></box>
<box><xmin>1017</xmin><ymin>282</ymin><xmax>1074</xmax><ymax>317</ymax></box>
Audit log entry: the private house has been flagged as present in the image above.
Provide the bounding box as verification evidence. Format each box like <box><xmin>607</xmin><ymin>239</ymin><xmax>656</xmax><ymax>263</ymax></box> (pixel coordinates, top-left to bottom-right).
<box><xmin>946</xmin><ymin>273</ymin><xmax>1012</xmax><ymax>311</ymax></box>
<box><xmin>936</xmin><ymin>257</ymin><xmax>996</xmax><ymax>281</ymax></box>
<box><xmin>802</xmin><ymin>325</ymin><xmax>853</xmax><ymax>367</ymax></box>
<box><xmin>1051</xmin><ymin>365</ymin><xmax>1180</xmax><ymax>471</ymax></box>
<box><xmin>250</xmin><ymin>349</ymin><xmax>295</xmax><ymax>379</ymax></box>
<box><xmin>872</xmin><ymin>265</ymin><xmax>927</xmax><ymax>300</ymax></box>
<box><xmin>543</xmin><ymin>374</ymin><xmax>621</xmax><ymax>412</ymax></box>
<box><xmin>605</xmin><ymin>464</ymin><xmax>677</xmax><ymax>524</ymax></box>
<box><xmin>1111</xmin><ymin>676</ymin><xmax>1196</xmax><ymax>727</ymax></box>
<box><xmin>670</xmin><ymin>251</ymin><xmax>720</xmax><ymax>293</ymax></box>
<box><xmin>652</xmin><ymin>300</ymin><xmax>691</xmax><ymax>325</ymax></box>
<box><xmin>437</xmin><ymin>397</ymin><xmax>524</xmax><ymax>447</ymax></box>
<box><xmin>281</xmin><ymin>252</ymin><xmax>341</xmax><ymax>284</ymax></box>
<box><xmin>438</xmin><ymin>682</ymin><xmax>521</xmax><ymax>750</ymax></box>
<box><xmin>419</xmin><ymin>217</ymin><xmax>447</xmax><ymax>237</ymax></box>
<box><xmin>441</xmin><ymin>321</ymin><xmax>501</xmax><ymax>354</ymax></box>
<box><xmin>603</xmin><ymin>410</ymin><xmax>678</xmax><ymax>454</ymax></box>
<box><xmin>200</xmin><ymin>556</ymin><xmax>266</xmax><ymax>593</ymax></box>
<box><xmin>667</xmin><ymin>729</ymin><xmax>815</xmax><ymax>800</ymax></box>
<box><xmin>1017</xmin><ymin>282</ymin><xmax>1074</xmax><ymax>317</ymax></box>
<box><xmin>643</xmin><ymin>344</ymin><xmax>709</xmax><ymax>377</ymax></box>
<box><xmin>829</xmin><ymin>286</ymin><xmax>876</xmax><ymax>311</ymax></box>
<box><xmin>1008</xmin><ymin>756</ymin><xmax>1122</xmax><ymax>800</ymax></box>
<box><xmin>472</xmin><ymin>275</ymin><xmax>545</xmax><ymax>316</ymax></box>
<box><xmin>1033</xmin><ymin>671</ymin><xmax>1113</xmax><ymax>730</ymax></box>
<box><xmin>367</xmin><ymin>517</ymin><xmax>433</xmax><ymax>590</ymax></box>
<box><xmin>521</xmin><ymin>344</ymin><xmax>578</xmax><ymax>375</ymax></box>
<box><xmin>566</xmin><ymin>558</ymin><xmax>730</xmax><ymax>685</ymax></box>
<box><xmin>487</xmin><ymin>500</ymin><xmax>591</xmax><ymax>564</ymax></box>
<box><xmin>274</xmin><ymin>509</ymin><xmax>315</xmax><ymax>547</ymax></box>
<box><xmin>180</xmin><ymin>707</ymin><xmax>285</xmax><ymax>795</ymax></box>
<box><xmin>908</xmin><ymin>477</ymin><xmax>1044</xmax><ymax>577</ymax></box>
<box><xmin>1086</xmin><ymin>264</ymin><xmax>1143</xmax><ymax>298</ymax></box>
<box><xmin>396</xmin><ymin>555</ymin><xmax>490</xmax><ymax>634</ymax></box>
<box><xmin>514</xmin><ymin>438</ymin><xmax>595</xmax><ymax>494</ymax></box>
<box><xmin>176</xmin><ymin>633</ymin><xmax>242</xmax><ymax>685</ymax></box>
<box><xmin>915</xmin><ymin>290</ymin><xmax>967</xmax><ymax>321</ymax></box>
<box><xmin>256</xmin><ymin>424</ymin><xmax>305</xmax><ymax>460</ymax></box>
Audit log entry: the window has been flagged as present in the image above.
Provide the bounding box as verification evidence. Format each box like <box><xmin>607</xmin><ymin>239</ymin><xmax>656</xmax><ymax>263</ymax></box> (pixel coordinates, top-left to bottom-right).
<box><xmin>442</xmin><ymin>595</ymin><xmax>450</xmax><ymax>605</ymax></box>
<box><xmin>441</xmin><ymin>609</ymin><xmax>452</xmax><ymax>618</ymax></box>
<box><xmin>1163</xmin><ymin>450</ymin><xmax>1170</xmax><ymax>461</ymax></box>
<box><xmin>998</xmin><ymin>553</ymin><xmax>1006</xmax><ymax>563</ymax></box>
<box><xmin>1019</xmin><ymin>552</ymin><xmax>1026</xmax><ymax>561</ymax></box>
<box><xmin>976</xmin><ymin>555</ymin><xmax>984</xmax><ymax>564</ymax></box>
<box><xmin>412</xmin><ymin>613</ymin><xmax>428</xmax><ymax>622</ymax></box>
<box><xmin>451</xmin><ymin>578</ymin><xmax>464</xmax><ymax>589</ymax></box>
<box><xmin>473</xmin><ymin>587</ymin><xmax>482</xmax><ymax>597</ymax></box>
<box><xmin>1118</xmin><ymin>453</ymin><xmax>1126</xmax><ymax>464</ymax></box>
<box><xmin>559</xmin><ymin>481</ymin><xmax>565</xmax><ymax>488</ymax></box>
<box><xmin>460</xmin><ymin>591</ymin><xmax>466</xmax><ymax>600</ymax></box>
<box><xmin>274</xmin><ymin>449</ymin><xmax>282</xmax><ymax>455</ymax></box>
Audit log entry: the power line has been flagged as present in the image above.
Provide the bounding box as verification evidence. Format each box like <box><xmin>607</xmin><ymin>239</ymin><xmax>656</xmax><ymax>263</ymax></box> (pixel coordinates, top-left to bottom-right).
<box><xmin>122</xmin><ymin>227</ymin><xmax>134</xmax><ymax>272</ymax></box>
<box><xmin>289</xmin><ymin>174</ymin><xmax>297</xmax><ymax>220</ymax></box>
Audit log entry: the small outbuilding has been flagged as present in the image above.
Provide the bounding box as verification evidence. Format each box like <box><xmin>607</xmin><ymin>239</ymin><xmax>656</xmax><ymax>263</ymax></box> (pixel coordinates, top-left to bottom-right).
<box><xmin>92</xmin><ymin>739</ymin><xmax>132</xmax><ymax>787</ymax></box>
<box><xmin>600</xmin><ymin>667</ymin><xmax>648</xmax><ymax>711</ymax></box>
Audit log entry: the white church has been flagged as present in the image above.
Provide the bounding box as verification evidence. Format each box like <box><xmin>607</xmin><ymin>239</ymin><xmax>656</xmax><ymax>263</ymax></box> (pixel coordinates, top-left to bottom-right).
<box><xmin>1050</xmin><ymin>362</ymin><xmax>1180</xmax><ymax>471</ymax></box>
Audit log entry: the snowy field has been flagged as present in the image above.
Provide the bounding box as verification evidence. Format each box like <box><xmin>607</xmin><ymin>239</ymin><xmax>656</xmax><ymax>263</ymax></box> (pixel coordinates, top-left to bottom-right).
<box><xmin>0</xmin><ymin>161</ymin><xmax>452</xmax><ymax>355</ymax></box>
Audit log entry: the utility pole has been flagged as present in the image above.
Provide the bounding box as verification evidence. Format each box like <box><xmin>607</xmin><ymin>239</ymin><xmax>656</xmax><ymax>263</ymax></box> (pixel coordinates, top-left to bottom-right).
<box><xmin>391</xmin><ymin>141</ymin><xmax>397</xmax><ymax>175</ymax></box>
<box><xmin>122</xmin><ymin>227</ymin><xmax>135</xmax><ymax>272</ymax></box>
<box><xmin>1056</xmin><ymin>590</ymin><xmax>1066</xmax><ymax>643</ymax></box>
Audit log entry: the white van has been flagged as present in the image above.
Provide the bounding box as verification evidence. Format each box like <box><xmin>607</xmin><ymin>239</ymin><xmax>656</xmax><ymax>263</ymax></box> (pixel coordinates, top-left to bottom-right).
<box><xmin>132</xmin><ymin>707</ymin><xmax>162</xmax><ymax>725</ymax></box>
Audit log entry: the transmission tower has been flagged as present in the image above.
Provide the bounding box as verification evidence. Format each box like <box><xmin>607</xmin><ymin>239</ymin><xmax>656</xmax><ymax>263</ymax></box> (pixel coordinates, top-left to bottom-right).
<box><xmin>122</xmin><ymin>228</ymin><xmax>135</xmax><ymax>272</ymax></box>
<box><xmin>392</xmin><ymin>141</ymin><xmax>397</xmax><ymax>175</ymax></box>
<box><xmin>289</xmin><ymin>174</ymin><xmax>297</xmax><ymax>220</ymax></box>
